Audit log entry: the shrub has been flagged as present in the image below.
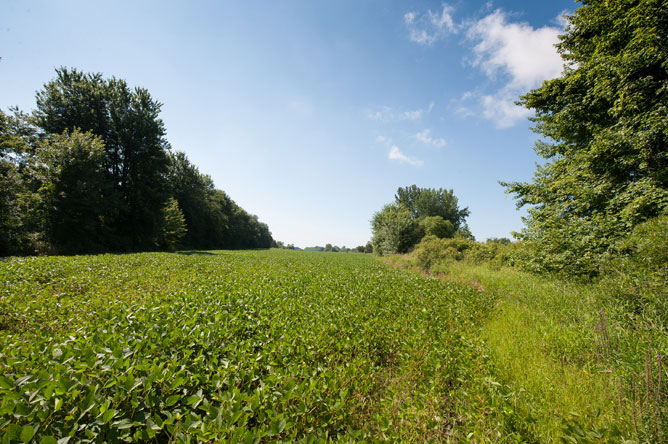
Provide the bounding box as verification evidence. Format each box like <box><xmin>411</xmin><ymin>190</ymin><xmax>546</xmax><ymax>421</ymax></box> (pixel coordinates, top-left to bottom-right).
<box><xmin>414</xmin><ymin>236</ymin><xmax>476</xmax><ymax>271</ymax></box>
<box><xmin>602</xmin><ymin>214</ymin><xmax>668</xmax><ymax>323</ymax></box>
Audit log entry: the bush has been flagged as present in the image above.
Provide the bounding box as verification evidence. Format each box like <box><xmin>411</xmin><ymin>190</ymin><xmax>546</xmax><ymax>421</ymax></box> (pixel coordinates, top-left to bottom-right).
<box><xmin>412</xmin><ymin>236</ymin><xmax>531</xmax><ymax>273</ymax></box>
<box><xmin>414</xmin><ymin>236</ymin><xmax>476</xmax><ymax>271</ymax></box>
<box><xmin>602</xmin><ymin>214</ymin><xmax>668</xmax><ymax>323</ymax></box>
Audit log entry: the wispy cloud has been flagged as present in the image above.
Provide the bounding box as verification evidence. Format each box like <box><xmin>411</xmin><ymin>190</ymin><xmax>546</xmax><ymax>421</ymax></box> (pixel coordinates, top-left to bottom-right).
<box><xmin>404</xmin><ymin>4</ymin><xmax>458</xmax><ymax>45</ymax></box>
<box><xmin>415</xmin><ymin>129</ymin><xmax>446</xmax><ymax>148</ymax></box>
<box><xmin>466</xmin><ymin>10</ymin><xmax>565</xmax><ymax>128</ymax></box>
<box><xmin>377</xmin><ymin>135</ymin><xmax>424</xmax><ymax>167</ymax></box>
<box><xmin>389</xmin><ymin>145</ymin><xmax>424</xmax><ymax>167</ymax></box>
<box><xmin>479</xmin><ymin>93</ymin><xmax>532</xmax><ymax>128</ymax></box>
<box><xmin>402</xmin><ymin>5</ymin><xmax>566</xmax><ymax>128</ymax></box>
<box><xmin>367</xmin><ymin>103</ymin><xmax>434</xmax><ymax>122</ymax></box>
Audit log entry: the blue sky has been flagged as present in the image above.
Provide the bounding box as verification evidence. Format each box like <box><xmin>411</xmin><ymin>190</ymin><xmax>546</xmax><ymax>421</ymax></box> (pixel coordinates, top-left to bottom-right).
<box><xmin>1</xmin><ymin>0</ymin><xmax>576</xmax><ymax>248</ymax></box>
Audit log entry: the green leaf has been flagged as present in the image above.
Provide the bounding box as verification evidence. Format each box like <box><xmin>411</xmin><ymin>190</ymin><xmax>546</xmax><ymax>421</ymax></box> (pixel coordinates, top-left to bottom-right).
<box><xmin>20</xmin><ymin>425</ymin><xmax>35</xmax><ymax>443</ymax></box>
<box><xmin>40</xmin><ymin>437</ymin><xmax>58</xmax><ymax>444</ymax></box>
<box><xmin>0</xmin><ymin>375</ymin><xmax>13</xmax><ymax>389</ymax></box>
<box><xmin>54</xmin><ymin>398</ymin><xmax>62</xmax><ymax>412</ymax></box>
<box><xmin>114</xmin><ymin>418</ymin><xmax>133</xmax><ymax>430</ymax></box>
<box><xmin>165</xmin><ymin>395</ymin><xmax>181</xmax><ymax>406</ymax></box>
<box><xmin>6</xmin><ymin>424</ymin><xmax>22</xmax><ymax>441</ymax></box>
<box><xmin>102</xmin><ymin>408</ymin><xmax>116</xmax><ymax>424</ymax></box>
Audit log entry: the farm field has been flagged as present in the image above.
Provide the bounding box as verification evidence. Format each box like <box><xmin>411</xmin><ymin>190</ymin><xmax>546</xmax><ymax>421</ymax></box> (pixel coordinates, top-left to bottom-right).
<box><xmin>1</xmin><ymin>250</ymin><xmax>496</xmax><ymax>443</ymax></box>
<box><xmin>2</xmin><ymin>249</ymin><xmax>664</xmax><ymax>443</ymax></box>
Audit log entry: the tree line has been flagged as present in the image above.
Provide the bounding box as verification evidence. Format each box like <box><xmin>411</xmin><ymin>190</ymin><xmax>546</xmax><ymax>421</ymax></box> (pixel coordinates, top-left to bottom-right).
<box><xmin>303</xmin><ymin>243</ymin><xmax>373</xmax><ymax>253</ymax></box>
<box><xmin>0</xmin><ymin>68</ymin><xmax>273</xmax><ymax>256</ymax></box>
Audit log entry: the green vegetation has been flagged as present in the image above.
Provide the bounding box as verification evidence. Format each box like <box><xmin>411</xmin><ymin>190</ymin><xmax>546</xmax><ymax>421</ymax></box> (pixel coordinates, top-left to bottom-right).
<box><xmin>1</xmin><ymin>250</ymin><xmax>498</xmax><ymax>443</ymax></box>
<box><xmin>3</xmin><ymin>244</ymin><xmax>665</xmax><ymax>443</ymax></box>
<box><xmin>371</xmin><ymin>185</ymin><xmax>471</xmax><ymax>255</ymax></box>
<box><xmin>502</xmin><ymin>0</ymin><xmax>668</xmax><ymax>275</ymax></box>
<box><xmin>1</xmin><ymin>0</ymin><xmax>666</xmax><ymax>442</ymax></box>
<box><xmin>0</xmin><ymin>69</ymin><xmax>273</xmax><ymax>257</ymax></box>
<box><xmin>384</xmin><ymin>237</ymin><xmax>667</xmax><ymax>443</ymax></box>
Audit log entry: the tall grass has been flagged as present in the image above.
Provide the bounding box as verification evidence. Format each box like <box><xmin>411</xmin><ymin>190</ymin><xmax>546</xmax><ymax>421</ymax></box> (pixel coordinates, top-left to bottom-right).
<box><xmin>381</xmin><ymin>255</ymin><xmax>667</xmax><ymax>442</ymax></box>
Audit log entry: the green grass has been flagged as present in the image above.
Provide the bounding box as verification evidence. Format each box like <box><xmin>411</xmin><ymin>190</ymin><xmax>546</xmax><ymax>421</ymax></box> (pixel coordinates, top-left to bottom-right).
<box><xmin>384</xmin><ymin>255</ymin><xmax>667</xmax><ymax>443</ymax></box>
<box><xmin>1</xmin><ymin>250</ymin><xmax>497</xmax><ymax>443</ymax></box>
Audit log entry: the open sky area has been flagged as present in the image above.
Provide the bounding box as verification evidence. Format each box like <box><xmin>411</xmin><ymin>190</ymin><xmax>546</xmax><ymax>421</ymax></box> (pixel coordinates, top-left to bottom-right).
<box><xmin>1</xmin><ymin>0</ymin><xmax>576</xmax><ymax>248</ymax></box>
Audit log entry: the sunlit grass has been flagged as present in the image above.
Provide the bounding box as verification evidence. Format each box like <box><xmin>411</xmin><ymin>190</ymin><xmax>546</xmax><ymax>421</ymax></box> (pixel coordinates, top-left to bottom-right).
<box><xmin>382</xmin><ymin>256</ymin><xmax>664</xmax><ymax>442</ymax></box>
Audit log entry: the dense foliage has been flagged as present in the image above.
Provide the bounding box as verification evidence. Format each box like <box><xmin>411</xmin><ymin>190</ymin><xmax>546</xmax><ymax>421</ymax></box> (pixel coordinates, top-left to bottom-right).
<box><xmin>0</xmin><ymin>69</ymin><xmax>273</xmax><ymax>256</ymax></box>
<box><xmin>371</xmin><ymin>185</ymin><xmax>470</xmax><ymax>255</ymax></box>
<box><xmin>503</xmin><ymin>0</ymin><xmax>668</xmax><ymax>275</ymax></box>
<box><xmin>0</xmin><ymin>250</ymin><xmax>494</xmax><ymax>442</ymax></box>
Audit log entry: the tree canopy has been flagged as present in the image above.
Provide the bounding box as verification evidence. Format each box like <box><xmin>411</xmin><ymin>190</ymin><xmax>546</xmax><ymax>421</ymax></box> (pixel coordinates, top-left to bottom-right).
<box><xmin>502</xmin><ymin>0</ymin><xmax>668</xmax><ymax>274</ymax></box>
<box><xmin>0</xmin><ymin>68</ymin><xmax>273</xmax><ymax>256</ymax></box>
<box><xmin>372</xmin><ymin>186</ymin><xmax>470</xmax><ymax>255</ymax></box>
<box><xmin>34</xmin><ymin>68</ymin><xmax>171</xmax><ymax>251</ymax></box>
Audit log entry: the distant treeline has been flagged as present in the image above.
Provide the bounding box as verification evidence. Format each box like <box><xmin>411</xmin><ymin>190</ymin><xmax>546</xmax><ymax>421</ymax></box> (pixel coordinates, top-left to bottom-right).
<box><xmin>0</xmin><ymin>68</ymin><xmax>273</xmax><ymax>256</ymax></box>
<box><xmin>302</xmin><ymin>243</ymin><xmax>373</xmax><ymax>253</ymax></box>
<box><xmin>273</xmin><ymin>242</ymin><xmax>372</xmax><ymax>253</ymax></box>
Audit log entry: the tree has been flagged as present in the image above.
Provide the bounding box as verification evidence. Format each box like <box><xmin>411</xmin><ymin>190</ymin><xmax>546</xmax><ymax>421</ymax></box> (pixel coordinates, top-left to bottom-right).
<box><xmin>395</xmin><ymin>185</ymin><xmax>469</xmax><ymax>231</ymax></box>
<box><xmin>419</xmin><ymin>216</ymin><xmax>455</xmax><ymax>239</ymax></box>
<box><xmin>157</xmin><ymin>198</ymin><xmax>187</xmax><ymax>251</ymax></box>
<box><xmin>35</xmin><ymin>130</ymin><xmax>110</xmax><ymax>254</ymax></box>
<box><xmin>0</xmin><ymin>109</ymin><xmax>37</xmax><ymax>255</ymax></box>
<box><xmin>167</xmin><ymin>151</ymin><xmax>221</xmax><ymax>248</ymax></box>
<box><xmin>502</xmin><ymin>0</ymin><xmax>668</xmax><ymax>274</ymax></box>
<box><xmin>371</xmin><ymin>204</ymin><xmax>419</xmax><ymax>255</ymax></box>
<box><xmin>371</xmin><ymin>186</ymin><xmax>469</xmax><ymax>255</ymax></box>
<box><xmin>34</xmin><ymin>68</ymin><xmax>171</xmax><ymax>251</ymax></box>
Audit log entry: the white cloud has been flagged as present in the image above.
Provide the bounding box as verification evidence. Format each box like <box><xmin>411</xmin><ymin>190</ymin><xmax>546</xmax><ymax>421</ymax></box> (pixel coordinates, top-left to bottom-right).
<box><xmin>480</xmin><ymin>93</ymin><xmax>532</xmax><ymax>129</ymax></box>
<box><xmin>555</xmin><ymin>10</ymin><xmax>570</xmax><ymax>28</ymax></box>
<box><xmin>367</xmin><ymin>103</ymin><xmax>433</xmax><ymax>122</ymax></box>
<box><xmin>404</xmin><ymin>4</ymin><xmax>457</xmax><ymax>45</ymax></box>
<box><xmin>468</xmin><ymin>10</ymin><xmax>563</xmax><ymax>91</ymax></box>
<box><xmin>429</xmin><ymin>5</ymin><xmax>456</xmax><ymax>33</ymax></box>
<box><xmin>465</xmin><ymin>10</ymin><xmax>565</xmax><ymax>127</ymax></box>
<box><xmin>401</xmin><ymin>5</ymin><xmax>566</xmax><ymax>128</ymax></box>
<box><xmin>388</xmin><ymin>145</ymin><xmax>424</xmax><ymax>167</ymax></box>
<box><xmin>415</xmin><ymin>129</ymin><xmax>447</xmax><ymax>148</ymax></box>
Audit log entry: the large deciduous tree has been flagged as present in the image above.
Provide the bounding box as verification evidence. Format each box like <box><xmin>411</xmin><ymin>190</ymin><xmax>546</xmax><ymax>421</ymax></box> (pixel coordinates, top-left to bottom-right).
<box><xmin>34</xmin><ymin>68</ymin><xmax>171</xmax><ymax>251</ymax></box>
<box><xmin>35</xmin><ymin>130</ymin><xmax>110</xmax><ymax>254</ymax></box>
<box><xmin>502</xmin><ymin>0</ymin><xmax>668</xmax><ymax>274</ymax></box>
<box><xmin>0</xmin><ymin>109</ymin><xmax>39</xmax><ymax>255</ymax></box>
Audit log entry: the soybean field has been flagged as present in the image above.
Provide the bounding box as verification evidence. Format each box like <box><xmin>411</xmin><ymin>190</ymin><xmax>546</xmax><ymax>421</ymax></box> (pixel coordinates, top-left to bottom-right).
<box><xmin>0</xmin><ymin>250</ymin><xmax>495</xmax><ymax>443</ymax></box>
